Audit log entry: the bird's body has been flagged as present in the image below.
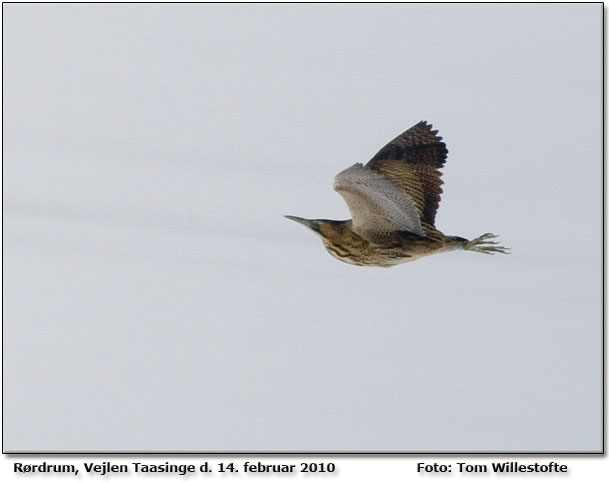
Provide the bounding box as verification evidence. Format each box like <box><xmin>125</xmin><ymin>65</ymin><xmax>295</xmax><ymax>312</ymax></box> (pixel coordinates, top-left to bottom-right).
<box><xmin>286</xmin><ymin>121</ymin><xmax>508</xmax><ymax>267</ymax></box>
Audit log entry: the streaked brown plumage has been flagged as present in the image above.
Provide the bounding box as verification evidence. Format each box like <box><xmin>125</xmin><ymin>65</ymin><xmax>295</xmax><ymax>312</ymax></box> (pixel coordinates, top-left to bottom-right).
<box><xmin>286</xmin><ymin>121</ymin><xmax>508</xmax><ymax>267</ymax></box>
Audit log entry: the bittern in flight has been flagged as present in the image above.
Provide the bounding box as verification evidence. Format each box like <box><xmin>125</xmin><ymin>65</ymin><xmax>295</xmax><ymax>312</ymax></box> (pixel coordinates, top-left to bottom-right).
<box><xmin>286</xmin><ymin>121</ymin><xmax>508</xmax><ymax>267</ymax></box>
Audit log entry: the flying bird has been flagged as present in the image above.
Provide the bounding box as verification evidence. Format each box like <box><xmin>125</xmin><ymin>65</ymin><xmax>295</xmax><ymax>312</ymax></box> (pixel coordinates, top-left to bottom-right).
<box><xmin>286</xmin><ymin>121</ymin><xmax>508</xmax><ymax>267</ymax></box>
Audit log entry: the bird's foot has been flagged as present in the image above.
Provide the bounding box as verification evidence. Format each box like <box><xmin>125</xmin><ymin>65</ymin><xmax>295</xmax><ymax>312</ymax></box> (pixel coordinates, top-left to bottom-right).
<box><xmin>465</xmin><ymin>233</ymin><xmax>510</xmax><ymax>255</ymax></box>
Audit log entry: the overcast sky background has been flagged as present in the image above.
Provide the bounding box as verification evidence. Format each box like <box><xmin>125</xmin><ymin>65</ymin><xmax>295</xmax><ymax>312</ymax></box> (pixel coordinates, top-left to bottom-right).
<box><xmin>3</xmin><ymin>3</ymin><xmax>602</xmax><ymax>452</ymax></box>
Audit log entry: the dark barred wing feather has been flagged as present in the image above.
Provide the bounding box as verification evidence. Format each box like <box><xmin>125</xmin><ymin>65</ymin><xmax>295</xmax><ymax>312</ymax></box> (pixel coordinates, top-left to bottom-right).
<box><xmin>366</xmin><ymin>121</ymin><xmax>447</xmax><ymax>227</ymax></box>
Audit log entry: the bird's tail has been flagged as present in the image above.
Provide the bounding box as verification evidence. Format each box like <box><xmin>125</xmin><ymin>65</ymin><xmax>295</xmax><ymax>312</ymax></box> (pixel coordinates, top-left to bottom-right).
<box><xmin>451</xmin><ymin>233</ymin><xmax>509</xmax><ymax>255</ymax></box>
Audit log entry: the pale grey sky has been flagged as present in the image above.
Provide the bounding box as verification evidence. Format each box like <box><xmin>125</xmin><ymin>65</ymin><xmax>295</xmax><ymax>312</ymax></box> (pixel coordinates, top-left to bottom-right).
<box><xmin>3</xmin><ymin>3</ymin><xmax>602</xmax><ymax>452</ymax></box>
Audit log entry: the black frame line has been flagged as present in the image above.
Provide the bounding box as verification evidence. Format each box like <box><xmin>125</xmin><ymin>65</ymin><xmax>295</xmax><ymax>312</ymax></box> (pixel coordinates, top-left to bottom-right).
<box><xmin>1</xmin><ymin>0</ymin><xmax>605</xmax><ymax>456</ymax></box>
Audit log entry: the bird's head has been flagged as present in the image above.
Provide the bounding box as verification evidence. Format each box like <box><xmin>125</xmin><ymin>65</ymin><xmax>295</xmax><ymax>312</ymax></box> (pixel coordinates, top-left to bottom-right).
<box><xmin>285</xmin><ymin>215</ymin><xmax>363</xmax><ymax>265</ymax></box>
<box><xmin>284</xmin><ymin>216</ymin><xmax>348</xmax><ymax>243</ymax></box>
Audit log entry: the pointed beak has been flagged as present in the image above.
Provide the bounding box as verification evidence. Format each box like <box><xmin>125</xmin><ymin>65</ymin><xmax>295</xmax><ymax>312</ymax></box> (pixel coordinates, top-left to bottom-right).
<box><xmin>284</xmin><ymin>215</ymin><xmax>320</xmax><ymax>232</ymax></box>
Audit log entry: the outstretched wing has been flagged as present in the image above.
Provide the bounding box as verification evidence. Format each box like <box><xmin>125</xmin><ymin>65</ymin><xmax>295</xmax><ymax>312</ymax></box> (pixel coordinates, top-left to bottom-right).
<box><xmin>334</xmin><ymin>163</ymin><xmax>424</xmax><ymax>242</ymax></box>
<box><xmin>366</xmin><ymin>121</ymin><xmax>447</xmax><ymax>227</ymax></box>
